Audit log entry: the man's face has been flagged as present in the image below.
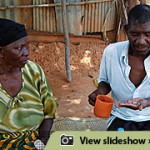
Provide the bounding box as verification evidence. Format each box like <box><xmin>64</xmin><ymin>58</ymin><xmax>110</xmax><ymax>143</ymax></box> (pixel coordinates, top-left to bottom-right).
<box><xmin>126</xmin><ymin>22</ymin><xmax>150</xmax><ymax>55</ymax></box>
<box><xmin>1</xmin><ymin>36</ymin><xmax>29</xmax><ymax>67</ymax></box>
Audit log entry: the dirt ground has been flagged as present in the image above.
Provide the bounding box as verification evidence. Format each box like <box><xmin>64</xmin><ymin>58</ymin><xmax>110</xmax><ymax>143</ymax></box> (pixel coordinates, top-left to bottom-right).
<box><xmin>29</xmin><ymin>39</ymin><xmax>107</xmax><ymax>118</ymax></box>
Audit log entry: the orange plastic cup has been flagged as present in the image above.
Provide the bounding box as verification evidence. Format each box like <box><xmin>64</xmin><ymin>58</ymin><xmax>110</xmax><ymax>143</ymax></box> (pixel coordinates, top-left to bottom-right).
<box><xmin>94</xmin><ymin>95</ymin><xmax>114</xmax><ymax>118</ymax></box>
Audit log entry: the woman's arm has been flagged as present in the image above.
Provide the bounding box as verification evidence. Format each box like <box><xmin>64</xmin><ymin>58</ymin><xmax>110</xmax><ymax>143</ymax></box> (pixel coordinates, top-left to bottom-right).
<box><xmin>39</xmin><ymin>118</ymin><xmax>54</xmax><ymax>145</ymax></box>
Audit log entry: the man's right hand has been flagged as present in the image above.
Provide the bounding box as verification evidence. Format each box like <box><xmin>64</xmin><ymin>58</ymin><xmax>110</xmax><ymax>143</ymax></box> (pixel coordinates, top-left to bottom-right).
<box><xmin>88</xmin><ymin>90</ymin><xmax>99</xmax><ymax>106</ymax></box>
<box><xmin>88</xmin><ymin>81</ymin><xmax>111</xmax><ymax>106</ymax></box>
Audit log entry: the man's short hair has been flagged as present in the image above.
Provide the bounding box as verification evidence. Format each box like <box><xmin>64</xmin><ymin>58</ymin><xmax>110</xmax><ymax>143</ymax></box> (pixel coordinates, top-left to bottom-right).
<box><xmin>128</xmin><ymin>4</ymin><xmax>150</xmax><ymax>25</ymax></box>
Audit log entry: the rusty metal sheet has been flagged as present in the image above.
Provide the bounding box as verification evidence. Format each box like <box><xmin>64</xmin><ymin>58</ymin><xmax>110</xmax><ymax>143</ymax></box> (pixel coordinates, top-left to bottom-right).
<box><xmin>54</xmin><ymin>0</ymin><xmax>83</xmax><ymax>35</ymax></box>
<box><xmin>83</xmin><ymin>0</ymin><xmax>116</xmax><ymax>34</ymax></box>
<box><xmin>0</xmin><ymin>0</ymin><xmax>117</xmax><ymax>35</ymax></box>
<box><xmin>54</xmin><ymin>0</ymin><xmax>116</xmax><ymax>35</ymax></box>
<box><xmin>0</xmin><ymin>0</ymin><xmax>32</xmax><ymax>30</ymax></box>
<box><xmin>33</xmin><ymin>0</ymin><xmax>57</xmax><ymax>33</ymax></box>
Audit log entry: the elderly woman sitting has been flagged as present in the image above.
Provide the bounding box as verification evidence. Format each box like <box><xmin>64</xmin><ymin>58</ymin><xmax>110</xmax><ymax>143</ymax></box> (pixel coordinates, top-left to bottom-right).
<box><xmin>0</xmin><ymin>18</ymin><xmax>57</xmax><ymax>149</ymax></box>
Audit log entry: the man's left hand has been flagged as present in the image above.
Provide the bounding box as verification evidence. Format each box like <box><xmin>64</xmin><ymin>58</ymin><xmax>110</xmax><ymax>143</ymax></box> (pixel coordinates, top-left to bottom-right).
<box><xmin>115</xmin><ymin>97</ymin><xmax>149</xmax><ymax>111</ymax></box>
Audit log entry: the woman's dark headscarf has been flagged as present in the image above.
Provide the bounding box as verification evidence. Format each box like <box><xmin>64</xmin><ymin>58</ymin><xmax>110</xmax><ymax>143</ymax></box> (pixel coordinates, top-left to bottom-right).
<box><xmin>0</xmin><ymin>18</ymin><xmax>27</xmax><ymax>46</ymax></box>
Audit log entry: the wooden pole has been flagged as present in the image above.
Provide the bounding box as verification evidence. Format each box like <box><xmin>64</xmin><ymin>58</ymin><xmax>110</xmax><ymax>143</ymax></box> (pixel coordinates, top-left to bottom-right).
<box><xmin>61</xmin><ymin>0</ymin><xmax>71</xmax><ymax>81</ymax></box>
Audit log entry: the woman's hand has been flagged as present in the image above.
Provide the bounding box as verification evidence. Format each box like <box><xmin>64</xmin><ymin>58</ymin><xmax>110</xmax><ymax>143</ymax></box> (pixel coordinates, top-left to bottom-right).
<box><xmin>115</xmin><ymin>97</ymin><xmax>150</xmax><ymax>111</ymax></box>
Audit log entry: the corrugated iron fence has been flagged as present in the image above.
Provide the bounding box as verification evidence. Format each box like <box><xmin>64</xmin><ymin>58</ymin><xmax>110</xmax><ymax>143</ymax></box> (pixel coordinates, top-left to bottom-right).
<box><xmin>0</xmin><ymin>0</ymin><xmax>126</xmax><ymax>36</ymax></box>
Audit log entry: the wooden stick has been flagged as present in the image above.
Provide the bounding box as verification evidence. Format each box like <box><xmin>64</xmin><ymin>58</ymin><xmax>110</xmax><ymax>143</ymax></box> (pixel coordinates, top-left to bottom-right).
<box><xmin>61</xmin><ymin>0</ymin><xmax>71</xmax><ymax>82</ymax></box>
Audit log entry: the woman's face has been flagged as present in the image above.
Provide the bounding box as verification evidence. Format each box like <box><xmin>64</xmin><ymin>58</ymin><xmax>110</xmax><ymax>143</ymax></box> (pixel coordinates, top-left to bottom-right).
<box><xmin>1</xmin><ymin>36</ymin><xmax>29</xmax><ymax>68</ymax></box>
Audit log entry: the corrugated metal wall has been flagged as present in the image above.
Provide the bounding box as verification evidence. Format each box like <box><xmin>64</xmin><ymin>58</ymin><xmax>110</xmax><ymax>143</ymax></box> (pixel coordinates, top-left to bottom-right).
<box><xmin>33</xmin><ymin>0</ymin><xmax>57</xmax><ymax>32</ymax></box>
<box><xmin>82</xmin><ymin>0</ymin><xmax>116</xmax><ymax>34</ymax></box>
<box><xmin>0</xmin><ymin>0</ymin><xmax>117</xmax><ymax>36</ymax></box>
<box><xmin>54</xmin><ymin>0</ymin><xmax>116</xmax><ymax>35</ymax></box>
<box><xmin>54</xmin><ymin>0</ymin><xmax>83</xmax><ymax>35</ymax></box>
<box><xmin>0</xmin><ymin>0</ymin><xmax>32</xmax><ymax>30</ymax></box>
<box><xmin>0</xmin><ymin>0</ymin><xmax>16</xmax><ymax>19</ymax></box>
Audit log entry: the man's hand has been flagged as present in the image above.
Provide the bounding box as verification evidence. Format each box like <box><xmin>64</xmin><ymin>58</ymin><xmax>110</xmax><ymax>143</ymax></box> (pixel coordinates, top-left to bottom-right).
<box><xmin>88</xmin><ymin>81</ymin><xmax>111</xmax><ymax>106</ymax></box>
<box><xmin>115</xmin><ymin>97</ymin><xmax>150</xmax><ymax>111</ymax></box>
<box><xmin>88</xmin><ymin>90</ymin><xmax>99</xmax><ymax>106</ymax></box>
